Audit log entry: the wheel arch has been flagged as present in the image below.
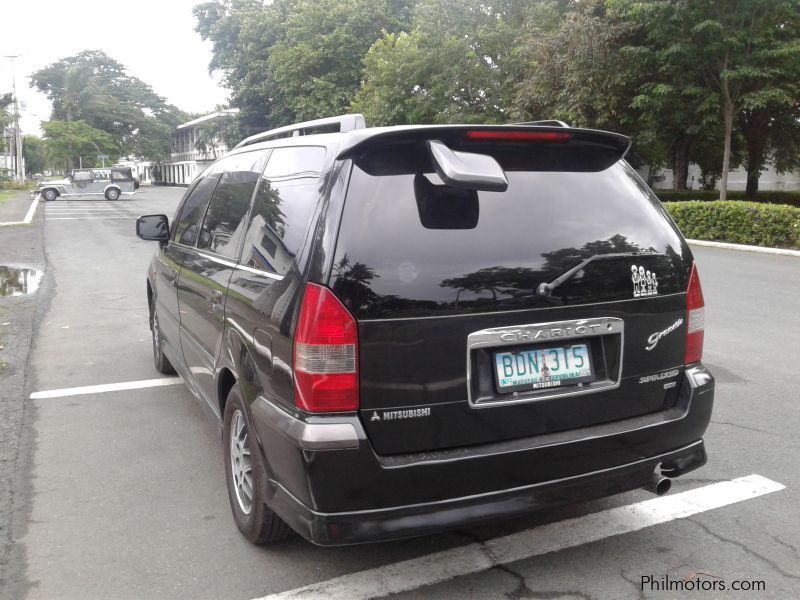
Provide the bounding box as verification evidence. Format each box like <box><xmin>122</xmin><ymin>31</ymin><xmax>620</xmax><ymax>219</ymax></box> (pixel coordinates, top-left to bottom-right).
<box><xmin>217</xmin><ymin>324</ymin><xmax>265</xmax><ymax>418</ymax></box>
<box><xmin>146</xmin><ymin>279</ymin><xmax>154</xmax><ymax>309</ymax></box>
<box><xmin>217</xmin><ymin>367</ymin><xmax>237</xmax><ymax>418</ymax></box>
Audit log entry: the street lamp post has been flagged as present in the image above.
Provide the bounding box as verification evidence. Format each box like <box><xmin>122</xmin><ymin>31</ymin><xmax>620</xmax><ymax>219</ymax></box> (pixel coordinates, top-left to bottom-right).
<box><xmin>3</xmin><ymin>55</ymin><xmax>24</xmax><ymax>184</ymax></box>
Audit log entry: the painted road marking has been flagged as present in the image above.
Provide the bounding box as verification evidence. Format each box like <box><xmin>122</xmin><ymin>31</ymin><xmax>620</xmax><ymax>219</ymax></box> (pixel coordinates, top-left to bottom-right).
<box><xmin>30</xmin><ymin>377</ymin><xmax>183</xmax><ymax>399</ymax></box>
<box><xmin>0</xmin><ymin>196</ymin><xmax>39</xmax><ymax>227</ymax></box>
<box><xmin>23</xmin><ymin>196</ymin><xmax>39</xmax><ymax>222</ymax></box>
<box><xmin>254</xmin><ymin>474</ymin><xmax>784</xmax><ymax>600</ymax></box>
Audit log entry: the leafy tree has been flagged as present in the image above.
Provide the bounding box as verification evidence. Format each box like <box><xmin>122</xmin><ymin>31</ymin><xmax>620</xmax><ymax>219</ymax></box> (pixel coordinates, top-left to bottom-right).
<box><xmin>353</xmin><ymin>0</ymin><xmax>529</xmax><ymax>125</ymax></box>
<box><xmin>194</xmin><ymin>0</ymin><xmax>274</xmax><ymax>144</ymax></box>
<box><xmin>42</xmin><ymin>120</ymin><xmax>117</xmax><ymax>171</ymax></box>
<box><xmin>31</xmin><ymin>50</ymin><xmax>188</xmax><ymax>161</ymax></box>
<box><xmin>514</xmin><ymin>1</ymin><xmax>632</xmax><ymax>128</ymax></box>
<box><xmin>616</xmin><ymin>0</ymin><xmax>800</xmax><ymax>199</ymax></box>
<box><xmin>22</xmin><ymin>135</ymin><xmax>47</xmax><ymax>175</ymax></box>
<box><xmin>737</xmin><ymin>100</ymin><xmax>800</xmax><ymax>199</ymax></box>
<box><xmin>513</xmin><ymin>1</ymin><xmax>679</xmax><ymax>170</ymax></box>
<box><xmin>195</xmin><ymin>0</ymin><xmax>412</xmax><ymax>139</ymax></box>
<box><xmin>268</xmin><ymin>0</ymin><xmax>411</xmax><ymax>122</ymax></box>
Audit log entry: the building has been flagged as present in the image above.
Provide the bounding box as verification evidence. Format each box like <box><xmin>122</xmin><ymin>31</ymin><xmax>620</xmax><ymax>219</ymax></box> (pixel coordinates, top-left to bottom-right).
<box><xmin>152</xmin><ymin>108</ymin><xmax>239</xmax><ymax>186</ymax></box>
<box><xmin>1</xmin><ymin>126</ymin><xmax>24</xmax><ymax>179</ymax></box>
<box><xmin>641</xmin><ymin>162</ymin><xmax>800</xmax><ymax>192</ymax></box>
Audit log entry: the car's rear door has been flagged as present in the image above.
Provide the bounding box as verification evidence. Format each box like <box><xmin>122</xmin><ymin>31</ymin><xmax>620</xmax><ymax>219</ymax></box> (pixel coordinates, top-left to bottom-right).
<box><xmin>176</xmin><ymin>150</ymin><xmax>269</xmax><ymax>406</ymax></box>
<box><xmin>329</xmin><ymin>128</ymin><xmax>693</xmax><ymax>455</ymax></box>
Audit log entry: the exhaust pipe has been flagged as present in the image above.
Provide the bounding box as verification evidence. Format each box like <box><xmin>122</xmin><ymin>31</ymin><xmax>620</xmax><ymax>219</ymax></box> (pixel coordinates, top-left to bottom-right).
<box><xmin>643</xmin><ymin>472</ymin><xmax>672</xmax><ymax>496</ymax></box>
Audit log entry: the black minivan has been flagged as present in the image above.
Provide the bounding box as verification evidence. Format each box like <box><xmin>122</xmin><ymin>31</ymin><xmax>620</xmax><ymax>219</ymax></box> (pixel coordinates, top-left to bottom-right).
<box><xmin>137</xmin><ymin>115</ymin><xmax>713</xmax><ymax>545</ymax></box>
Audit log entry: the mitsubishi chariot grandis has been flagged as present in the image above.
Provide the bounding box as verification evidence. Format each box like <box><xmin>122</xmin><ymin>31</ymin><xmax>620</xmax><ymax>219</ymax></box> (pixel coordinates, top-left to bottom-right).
<box><xmin>136</xmin><ymin>114</ymin><xmax>713</xmax><ymax>545</ymax></box>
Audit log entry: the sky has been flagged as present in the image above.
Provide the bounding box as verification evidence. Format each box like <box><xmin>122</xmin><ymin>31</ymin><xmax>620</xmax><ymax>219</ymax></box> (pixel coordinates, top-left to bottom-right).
<box><xmin>0</xmin><ymin>0</ymin><xmax>230</xmax><ymax>135</ymax></box>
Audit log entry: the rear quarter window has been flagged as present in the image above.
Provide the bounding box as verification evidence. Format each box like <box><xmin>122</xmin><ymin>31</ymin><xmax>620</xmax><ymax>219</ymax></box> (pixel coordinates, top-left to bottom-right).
<box><xmin>239</xmin><ymin>146</ymin><xmax>326</xmax><ymax>275</ymax></box>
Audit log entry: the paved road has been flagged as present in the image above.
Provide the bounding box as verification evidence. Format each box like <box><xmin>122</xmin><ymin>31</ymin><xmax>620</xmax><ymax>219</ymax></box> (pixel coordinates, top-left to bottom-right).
<box><xmin>3</xmin><ymin>187</ymin><xmax>799</xmax><ymax>599</ymax></box>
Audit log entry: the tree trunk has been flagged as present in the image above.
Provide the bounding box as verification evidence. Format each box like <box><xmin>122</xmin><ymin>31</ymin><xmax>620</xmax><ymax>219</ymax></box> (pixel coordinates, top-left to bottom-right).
<box><xmin>740</xmin><ymin>110</ymin><xmax>770</xmax><ymax>201</ymax></box>
<box><xmin>745</xmin><ymin>169</ymin><xmax>759</xmax><ymax>200</ymax></box>
<box><xmin>672</xmin><ymin>138</ymin><xmax>691</xmax><ymax>190</ymax></box>
<box><xmin>720</xmin><ymin>98</ymin><xmax>734</xmax><ymax>201</ymax></box>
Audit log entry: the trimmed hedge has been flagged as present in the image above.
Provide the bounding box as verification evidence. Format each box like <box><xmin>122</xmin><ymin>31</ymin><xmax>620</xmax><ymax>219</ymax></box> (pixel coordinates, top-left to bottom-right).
<box><xmin>655</xmin><ymin>189</ymin><xmax>800</xmax><ymax>208</ymax></box>
<box><xmin>663</xmin><ymin>201</ymin><xmax>800</xmax><ymax>249</ymax></box>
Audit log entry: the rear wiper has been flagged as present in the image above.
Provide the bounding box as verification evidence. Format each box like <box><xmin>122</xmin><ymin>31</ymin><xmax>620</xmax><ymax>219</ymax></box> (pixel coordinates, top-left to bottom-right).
<box><xmin>536</xmin><ymin>252</ymin><xmax>664</xmax><ymax>297</ymax></box>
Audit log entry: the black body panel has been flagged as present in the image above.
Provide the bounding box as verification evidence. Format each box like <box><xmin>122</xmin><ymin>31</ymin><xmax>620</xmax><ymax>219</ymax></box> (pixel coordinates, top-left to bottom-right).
<box><xmin>140</xmin><ymin>123</ymin><xmax>714</xmax><ymax>546</ymax></box>
<box><xmin>253</xmin><ymin>364</ymin><xmax>713</xmax><ymax>544</ymax></box>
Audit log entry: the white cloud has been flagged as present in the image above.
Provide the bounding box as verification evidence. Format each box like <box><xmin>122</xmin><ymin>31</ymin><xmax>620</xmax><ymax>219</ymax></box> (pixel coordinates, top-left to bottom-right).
<box><xmin>0</xmin><ymin>0</ymin><xmax>231</xmax><ymax>134</ymax></box>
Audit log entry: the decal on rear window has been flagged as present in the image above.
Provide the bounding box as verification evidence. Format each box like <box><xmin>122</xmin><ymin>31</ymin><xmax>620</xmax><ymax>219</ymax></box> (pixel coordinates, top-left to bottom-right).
<box><xmin>632</xmin><ymin>265</ymin><xmax>659</xmax><ymax>297</ymax></box>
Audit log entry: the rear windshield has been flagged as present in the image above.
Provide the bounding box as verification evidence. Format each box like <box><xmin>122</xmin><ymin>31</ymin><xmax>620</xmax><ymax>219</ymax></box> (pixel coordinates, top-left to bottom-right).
<box><xmin>330</xmin><ymin>148</ymin><xmax>688</xmax><ymax>319</ymax></box>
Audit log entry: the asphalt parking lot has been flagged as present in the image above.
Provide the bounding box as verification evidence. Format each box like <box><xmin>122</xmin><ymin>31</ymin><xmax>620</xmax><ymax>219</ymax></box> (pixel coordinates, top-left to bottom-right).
<box><xmin>1</xmin><ymin>185</ymin><xmax>799</xmax><ymax>599</ymax></box>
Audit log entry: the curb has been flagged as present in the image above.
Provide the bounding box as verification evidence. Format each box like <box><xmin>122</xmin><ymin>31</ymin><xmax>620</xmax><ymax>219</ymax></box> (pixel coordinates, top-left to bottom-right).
<box><xmin>687</xmin><ymin>238</ymin><xmax>800</xmax><ymax>257</ymax></box>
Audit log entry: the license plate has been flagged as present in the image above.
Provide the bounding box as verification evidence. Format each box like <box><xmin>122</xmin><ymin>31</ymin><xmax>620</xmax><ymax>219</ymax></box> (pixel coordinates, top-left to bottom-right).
<box><xmin>494</xmin><ymin>344</ymin><xmax>593</xmax><ymax>391</ymax></box>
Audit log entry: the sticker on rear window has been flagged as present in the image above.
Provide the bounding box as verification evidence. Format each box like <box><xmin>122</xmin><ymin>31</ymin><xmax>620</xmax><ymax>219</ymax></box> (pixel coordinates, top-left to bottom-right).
<box><xmin>631</xmin><ymin>265</ymin><xmax>658</xmax><ymax>297</ymax></box>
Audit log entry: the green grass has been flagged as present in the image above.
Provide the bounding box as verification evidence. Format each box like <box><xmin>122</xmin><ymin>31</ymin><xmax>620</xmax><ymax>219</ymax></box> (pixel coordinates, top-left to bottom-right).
<box><xmin>0</xmin><ymin>190</ymin><xmax>15</xmax><ymax>204</ymax></box>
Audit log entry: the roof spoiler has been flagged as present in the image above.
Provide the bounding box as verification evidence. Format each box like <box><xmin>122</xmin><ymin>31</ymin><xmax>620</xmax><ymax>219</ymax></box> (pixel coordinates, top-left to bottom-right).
<box><xmin>337</xmin><ymin>125</ymin><xmax>631</xmax><ymax>167</ymax></box>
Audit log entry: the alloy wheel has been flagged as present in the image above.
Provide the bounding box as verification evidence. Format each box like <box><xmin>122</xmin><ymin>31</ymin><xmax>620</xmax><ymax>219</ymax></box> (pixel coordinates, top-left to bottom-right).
<box><xmin>230</xmin><ymin>409</ymin><xmax>254</xmax><ymax>515</ymax></box>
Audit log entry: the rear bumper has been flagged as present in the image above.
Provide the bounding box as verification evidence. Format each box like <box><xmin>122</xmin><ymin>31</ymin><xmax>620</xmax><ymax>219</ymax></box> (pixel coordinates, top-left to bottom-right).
<box><xmin>269</xmin><ymin>440</ymin><xmax>706</xmax><ymax>545</ymax></box>
<box><xmin>252</xmin><ymin>364</ymin><xmax>714</xmax><ymax>545</ymax></box>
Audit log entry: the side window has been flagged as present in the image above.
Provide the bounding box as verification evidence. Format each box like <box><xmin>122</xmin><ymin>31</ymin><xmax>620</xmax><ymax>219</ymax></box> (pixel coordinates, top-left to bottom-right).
<box><xmin>72</xmin><ymin>171</ymin><xmax>92</xmax><ymax>182</ymax></box>
<box><xmin>196</xmin><ymin>150</ymin><xmax>269</xmax><ymax>258</ymax></box>
<box><xmin>240</xmin><ymin>146</ymin><xmax>326</xmax><ymax>275</ymax></box>
<box><xmin>172</xmin><ymin>176</ymin><xmax>219</xmax><ymax>246</ymax></box>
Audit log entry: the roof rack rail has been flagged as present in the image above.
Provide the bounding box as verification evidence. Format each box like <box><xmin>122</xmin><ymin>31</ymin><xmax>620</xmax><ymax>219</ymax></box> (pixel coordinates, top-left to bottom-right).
<box><xmin>514</xmin><ymin>120</ymin><xmax>570</xmax><ymax>128</ymax></box>
<box><xmin>234</xmin><ymin>114</ymin><xmax>367</xmax><ymax>149</ymax></box>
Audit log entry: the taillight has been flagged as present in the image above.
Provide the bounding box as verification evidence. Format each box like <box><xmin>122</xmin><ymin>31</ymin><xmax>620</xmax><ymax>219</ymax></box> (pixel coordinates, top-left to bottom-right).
<box><xmin>684</xmin><ymin>264</ymin><xmax>705</xmax><ymax>364</ymax></box>
<box><xmin>464</xmin><ymin>130</ymin><xmax>573</xmax><ymax>143</ymax></box>
<box><xmin>293</xmin><ymin>283</ymin><xmax>358</xmax><ymax>412</ymax></box>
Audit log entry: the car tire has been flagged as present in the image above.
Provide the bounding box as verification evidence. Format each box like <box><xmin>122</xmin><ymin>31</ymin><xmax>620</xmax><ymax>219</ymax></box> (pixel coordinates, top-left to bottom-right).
<box><xmin>149</xmin><ymin>302</ymin><xmax>175</xmax><ymax>375</ymax></box>
<box><xmin>42</xmin><ymin>189</ymin><xmax>57</xmax><ymax>201</ymax></box>
<box><xmin>105</xmin><ymin>188</ymin><xmax>121</xmax><ymax>201</ymax></box>
<box><xmin>223</xmin><ymin>384</ymin><xmax>293</xmax><ymax>545</ymax></box>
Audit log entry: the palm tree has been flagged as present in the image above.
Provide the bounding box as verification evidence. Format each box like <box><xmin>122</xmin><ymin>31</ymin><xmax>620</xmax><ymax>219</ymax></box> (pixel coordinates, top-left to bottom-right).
<box><xmin>58</xmin><ymin>65</ymin><xmax>114</xmax><ymax>123</ymax></box>
<box><xmin>194</xmin><ymin>128</ymin><xmax>218</xmax><ymax>160</ymax></box>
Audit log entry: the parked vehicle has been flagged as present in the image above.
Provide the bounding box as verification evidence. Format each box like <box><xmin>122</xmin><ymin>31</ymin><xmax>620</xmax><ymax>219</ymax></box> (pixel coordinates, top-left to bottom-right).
<box><xmin>137</xmin><ymin>114</ymin><xmax>713</xmax><ymax>546</ymax></box>
<box><xmin>34</xmin><ymin>167</ymin><xmax>136</xmax><ymax>201</ymax></box>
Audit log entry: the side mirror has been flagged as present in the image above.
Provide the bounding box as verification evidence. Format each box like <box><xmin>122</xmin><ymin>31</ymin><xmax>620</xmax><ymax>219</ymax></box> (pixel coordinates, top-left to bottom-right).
<box><xmin>137</xmin><ymin>214</ymin><xmax>170</xmax><ymax>242</ymax></box>
<box><xmin>427</xmin><ymin>140</ymin><xmax>508</xmax><ymax>192</ymax></box>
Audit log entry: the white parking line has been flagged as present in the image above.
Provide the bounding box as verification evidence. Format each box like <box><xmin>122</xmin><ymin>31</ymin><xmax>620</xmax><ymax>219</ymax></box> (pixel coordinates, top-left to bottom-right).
<box><xmin>255</xmin><ymin>474</ymin><xmax>784</xmax><ymax>600</ymax></box>
<box><xmin>0</xmin><ymin>196</ymin><xmax>38</xmax><ymax>227</ymax></box>
<box><xmin>30</xmin><ymin>377</ymin><xmax>183</xmax><ymax>399</ymax></box>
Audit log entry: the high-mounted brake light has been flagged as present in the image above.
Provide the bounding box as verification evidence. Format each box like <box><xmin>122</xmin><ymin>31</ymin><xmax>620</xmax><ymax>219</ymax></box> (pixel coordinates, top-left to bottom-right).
<box><xmin>293</xmin><ymin>283</ymin><xmax>359</xmax><ymax>412</ymax></box>
<box><xmin>684</xmin><ymin>264</ymin><xmax>705</xmax><ymax>364</ymax></box>
<box><xmin>465</xmin><ymin>130</ymin><xmax>573</xmax><ymax>143</ymax></box>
